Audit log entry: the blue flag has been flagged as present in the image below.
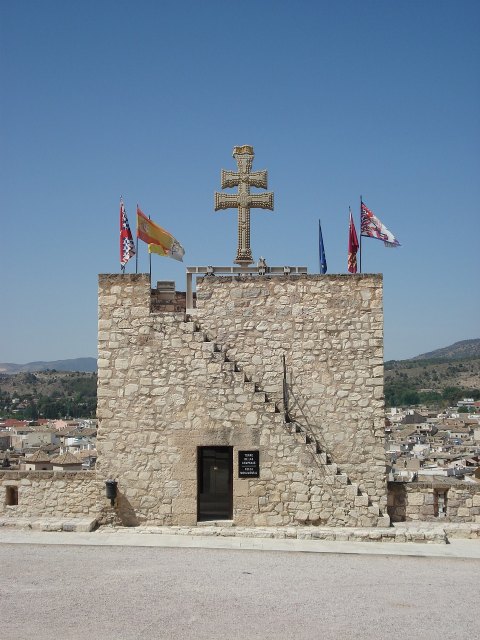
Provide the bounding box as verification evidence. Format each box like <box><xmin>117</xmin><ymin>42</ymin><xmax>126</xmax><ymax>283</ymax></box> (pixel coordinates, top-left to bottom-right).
<box><xmin>319</xmin><ymin>219</ymin><xmax>327</xmax><ymax>274</ymax></box>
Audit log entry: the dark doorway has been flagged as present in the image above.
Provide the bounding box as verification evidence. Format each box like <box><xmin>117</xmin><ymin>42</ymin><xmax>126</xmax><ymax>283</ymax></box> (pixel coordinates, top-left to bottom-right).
<box><xmin>5</xmin><ymin>486</ymin><xmax>18</xmax><ymax>506</ymax></box>
<box><xmin>197</xmin><ymin>446</ymin><xmax>233</xmax><ymax>521</ymax></box>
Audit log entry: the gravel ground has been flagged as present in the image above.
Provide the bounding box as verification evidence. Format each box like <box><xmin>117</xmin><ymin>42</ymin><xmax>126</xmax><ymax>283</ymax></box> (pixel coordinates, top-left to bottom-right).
<box><xmin>1</xmin><ymin>544</ymin><xmax>478</xmax><ymax>640</ymax></box>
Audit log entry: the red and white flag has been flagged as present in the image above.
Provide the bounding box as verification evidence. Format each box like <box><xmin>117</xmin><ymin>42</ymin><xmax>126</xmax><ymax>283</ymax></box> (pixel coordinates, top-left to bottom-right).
<box><xmin>361</xmin><ymin>201</ymin><xmax>400</xmax><ymax>247</ymax></box>
<box><xmin>348</xmin><ymin>209</ymin><xmax>359</xmax><ymax>273</ymax></box>
<box><xmin>120</xmin><ymin>199</ymin><xmax>136</xmax><ymax>268</ymax></box>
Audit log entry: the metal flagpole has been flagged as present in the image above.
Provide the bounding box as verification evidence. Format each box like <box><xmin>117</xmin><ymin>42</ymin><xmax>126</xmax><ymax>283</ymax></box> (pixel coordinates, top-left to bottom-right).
<box><xmin>120</xmin><ymin>196</ymin><xmax>124</xmax><ymax>275</ymax></box>
<box><xmin>359</xmin><ymin>195</ymin><xmax>363</xmax><ymax>274</ymax></box>
<box><xmin>318</xmin><ymin>220</ymin><xmax>321</xmax><ymax>274</ymax></box>
<box><xmin>148</xmin><ymin>215</ymin><xmax>152</xmax><ymax>288</ymax></box>
<box><xmin>135</xmin><ymin>204</ymin><xmax>139</xmax><ymax>274</ymax></box>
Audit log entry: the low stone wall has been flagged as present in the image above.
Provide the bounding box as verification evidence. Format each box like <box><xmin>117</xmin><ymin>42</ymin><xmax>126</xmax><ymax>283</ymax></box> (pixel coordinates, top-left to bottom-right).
<box><xmin>0</xmin><ymin>471</ymin><xmax>102</xmax><ymax>519</ymax></box>
<box><xmin>388</xmin><ymin>481</ymin><xmax>480</xmax><ymax>523</ymax></box>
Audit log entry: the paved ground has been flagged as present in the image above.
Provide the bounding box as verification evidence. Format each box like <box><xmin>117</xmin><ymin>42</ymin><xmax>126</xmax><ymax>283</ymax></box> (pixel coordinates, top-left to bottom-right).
<box><xmin>1</xmin><ymin>540</ymin><xmax>479</xmax><ymax>640</ymax></box>
<box><xmin>2</xmin><ymin>527</ymin><xmax>480</xmax><ymax>557</ymax></box>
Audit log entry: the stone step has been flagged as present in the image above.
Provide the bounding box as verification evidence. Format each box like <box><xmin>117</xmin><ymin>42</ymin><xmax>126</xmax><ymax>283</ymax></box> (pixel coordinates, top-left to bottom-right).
<box><xmin>346</xmin><ymin>483</ymin><xmax>359</xmax><ymax>498</ymax></box>
<box><xmin>182</xmin><ymin>321</ymin><xmax>197</xmax><ymax>333</ymax></box>
<box><xmin>232</xmin><ymin>371</ymin><xmax>247</xmax><ymax>383</ymax></box>
<box><xmin>325</xmin><ymin>462</ymin><xmax>338</xmax><ymax>475</ymax></box>
<box><xmin>354</xmin><ymin>494</ymin><xmax>369</xmax><ymax>507</ymax></box>
<box><xmin>252</xmin><ymin>392</ymin><xmax>266</xmax><ymax>403</ymax></box>
<box><xmin>264</xmin><ymin>402</ymin><xmax>278</xmax><ymax>413</ymax></box>
<box><xmin>286</xmin><ymin>423</ymin><xmax>296</xmax><ymax>433</ymax></box>
<box><xmin>376</xmin><ymin>515</ymin><xmax>391</xmax><ymax>527</ymax></box>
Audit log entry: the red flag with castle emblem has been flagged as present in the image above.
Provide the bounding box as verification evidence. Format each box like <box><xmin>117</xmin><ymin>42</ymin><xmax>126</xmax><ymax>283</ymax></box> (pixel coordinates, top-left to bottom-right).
<box><xmin>120</xmin><ymin>199</ymin><xmax>136</xmax><ymax>269</ymax></box>
<box><xmin>348</xmin><ymin>209</ymin><xmax>359</xmax><ymax>273</ymax></box>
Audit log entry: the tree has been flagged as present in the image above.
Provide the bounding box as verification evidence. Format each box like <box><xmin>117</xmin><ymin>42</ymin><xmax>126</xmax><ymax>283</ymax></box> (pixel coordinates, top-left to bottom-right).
<box><xmin>442</xmin><ymin>387</ymin><xmax>464</xmax><ymax>404</ymax></box>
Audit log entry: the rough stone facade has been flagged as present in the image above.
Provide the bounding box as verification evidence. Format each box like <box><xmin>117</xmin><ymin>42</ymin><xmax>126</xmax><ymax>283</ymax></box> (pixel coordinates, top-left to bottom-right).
<box><xmin>388</xmin><ymin>481</ymin><xmax>480</xmax><ymax>523</ymax></box>
<box><xmin>96</xmin><ymin>272</ymin><xmax>389</xmax><ymax>528</ymax></box>
<box><xmin>0</xmin><ymin>471</ymin><xmax>99</xmax><ymax>518</ymax></box>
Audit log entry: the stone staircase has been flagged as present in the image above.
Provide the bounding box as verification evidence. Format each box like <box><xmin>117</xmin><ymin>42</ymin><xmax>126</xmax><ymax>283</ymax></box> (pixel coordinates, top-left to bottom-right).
<box><xmin>287</xmin><ymin>421</ymin><xmax>385</xmax><ymax>521</ymax></box>
<box><xmin>182</xmin><ymin>314</ymin><xmax>387</xmax><ymax>526</ymax></box>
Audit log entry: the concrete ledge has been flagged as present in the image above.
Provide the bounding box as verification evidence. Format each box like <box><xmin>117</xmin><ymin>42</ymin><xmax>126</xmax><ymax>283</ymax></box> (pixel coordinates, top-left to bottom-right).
<box><xmin>394</xmin><ymin>521</ymin><xmax>480</xmax><ymax>540</ymax></box>
<box><xmin>2</xmin><ymin>519</ymin><xmax>479</xmax><ymax>544</ymax></box>
<box><xmin>96</xmin><ymin>523</ymin><xmax>448</xmax><ymax>544</ymax></box>
<box><xmin>443</xmin><ymin>523</ymin><xmax>480</xmax><ymax>539</ymax></box>
<box><xmin>0</xmin><ymin>516</ymin><xmax>98</xmax><ymax>533</ymax></box>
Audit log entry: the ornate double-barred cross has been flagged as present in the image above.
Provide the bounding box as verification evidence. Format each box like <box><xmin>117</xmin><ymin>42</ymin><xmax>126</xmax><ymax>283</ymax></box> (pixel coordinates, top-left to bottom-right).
<box><xmin>214</xmin><ymin>145</ymin><xmax>274</xmax><ymax>265</ymax></box>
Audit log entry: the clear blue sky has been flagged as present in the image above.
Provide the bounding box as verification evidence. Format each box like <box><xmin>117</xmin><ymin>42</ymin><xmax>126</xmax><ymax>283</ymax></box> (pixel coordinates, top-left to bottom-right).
<box><xmin>1</xmin><ymin>0</ymin><xmax>479</xmax><ymax>363</ymax></box>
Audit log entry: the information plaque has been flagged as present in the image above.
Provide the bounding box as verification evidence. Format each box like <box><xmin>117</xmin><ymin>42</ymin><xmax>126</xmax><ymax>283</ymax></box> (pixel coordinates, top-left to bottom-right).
<box><xmin>238</xmin><ymin>450</ymin><xmax>260</xmax><ymax>478</ymax></box>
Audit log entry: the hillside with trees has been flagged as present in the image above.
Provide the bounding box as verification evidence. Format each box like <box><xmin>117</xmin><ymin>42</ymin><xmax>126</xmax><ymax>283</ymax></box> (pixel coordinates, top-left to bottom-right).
<box><xmin>385</xmin><ymin>340</ymin><xmax>480</xmax><ymax>408</ymax></box>
<box><xmin>0</xmin><ymin>370</ymin><xmax>97</xmax><ymax>419</ymax></box>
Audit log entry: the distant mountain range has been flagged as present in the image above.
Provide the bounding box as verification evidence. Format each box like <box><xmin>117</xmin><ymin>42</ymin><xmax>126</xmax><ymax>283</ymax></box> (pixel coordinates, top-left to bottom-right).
<box><xmin>0</xmin><ymin>358</ymin><xmax>97</xmax><ymax>374</ymax></box>
<box><xmin>410</xmin><ymin>339</ymin><xmax>480</xmax><ymax>361</ymax></box>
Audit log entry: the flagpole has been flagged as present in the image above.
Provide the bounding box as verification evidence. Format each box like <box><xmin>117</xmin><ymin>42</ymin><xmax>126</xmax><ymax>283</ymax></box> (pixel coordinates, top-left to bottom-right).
<box><xmin>359</xmin><ymin>195</ymin><xmax>363</xmax><ymax>274</ymax></box>
<box><xmin>318</xmin><ymin>220</ymin><xmax>321</xmax><ymax>274</ymax></box>
<box><xmin>135</xmin><ymin>204</ymin><xmax>139</xmax><ymax>274</ymax></box>
<box><xmin>148</xmin><ymin>215</ymin><xmax>152</xmax><ymax>288</ymax></box>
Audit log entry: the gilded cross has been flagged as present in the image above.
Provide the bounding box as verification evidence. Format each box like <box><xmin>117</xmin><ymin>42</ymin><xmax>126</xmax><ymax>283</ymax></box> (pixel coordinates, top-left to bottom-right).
<box><xmin>214</xmin><ymin>145</ymin><xmax>274</xmax><ymax>265</ymax></box>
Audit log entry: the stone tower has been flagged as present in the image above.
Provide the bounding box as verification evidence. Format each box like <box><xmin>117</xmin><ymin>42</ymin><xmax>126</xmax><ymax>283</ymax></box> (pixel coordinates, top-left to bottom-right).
<box><xmin>96</xmin><ymin>272</ymin><xmax>389</xmax><ymax>527</ymax></box>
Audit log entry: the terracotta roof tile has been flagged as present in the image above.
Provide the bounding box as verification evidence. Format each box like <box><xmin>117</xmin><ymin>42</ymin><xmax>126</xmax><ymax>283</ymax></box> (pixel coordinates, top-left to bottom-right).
<box><xmin>27</xmin><ymin>450</ymin><xmax>51</xmax><ymax>463</ymax></box>
<box><xmin>50</xmin><ymin>452</ymin><xmax>82</xmax><ymax>465</ymax></box>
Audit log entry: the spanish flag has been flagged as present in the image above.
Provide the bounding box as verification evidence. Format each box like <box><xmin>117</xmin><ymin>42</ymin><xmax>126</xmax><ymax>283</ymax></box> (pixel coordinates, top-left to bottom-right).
<box><xmin>136</xmin><ymin>207</ymin><xmax>185</xmax><ymax>262</ymax></box>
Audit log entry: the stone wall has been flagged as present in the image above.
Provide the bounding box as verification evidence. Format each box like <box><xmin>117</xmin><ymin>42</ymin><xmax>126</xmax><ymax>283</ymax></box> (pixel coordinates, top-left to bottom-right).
<box><xmin>96</xmin><ymin>273</ymin><xmax>387</xmax><ymax>527</ymax></box>
<box><xmin>151</xmin><ymin>289</ymin><xmax>191</xmax><ymax>313</ymax></box>
<box><xmin>193</xmin><ymin>274</ymin><xmax>386</xmax><ymax>492</ymax></box>
<box><xmin>0</xmin><ymin>471</ymin><xmax>100</xmax><ymax>518</ymax></box>
<box><xmin>388</xmin><ymin>481</ymin><xmax>480</xmax><ymax>523</ymax></box>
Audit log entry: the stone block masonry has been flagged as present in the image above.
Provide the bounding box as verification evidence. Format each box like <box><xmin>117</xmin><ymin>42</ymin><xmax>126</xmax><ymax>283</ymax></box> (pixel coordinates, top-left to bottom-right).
<box><xmin>388</xmin><ymin>481</ymin><xmax>480</xmax><ymax>523</ymax></box>
<box><xmin>0</xmin><ymin>471</ymin><xmax>100</xmax><ymax>519</ymax></box>
<box><xmin>96</xmin><ymin>273</ymin><xmax>388</xmax><ymax>527</ymax></box>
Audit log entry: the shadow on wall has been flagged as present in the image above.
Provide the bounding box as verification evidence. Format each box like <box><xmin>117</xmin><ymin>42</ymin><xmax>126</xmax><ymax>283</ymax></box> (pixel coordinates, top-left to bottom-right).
<box><xmin>115</xmin><ymin>491</ymin><xmax>140</xmax><ymax>527</ymax></box>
